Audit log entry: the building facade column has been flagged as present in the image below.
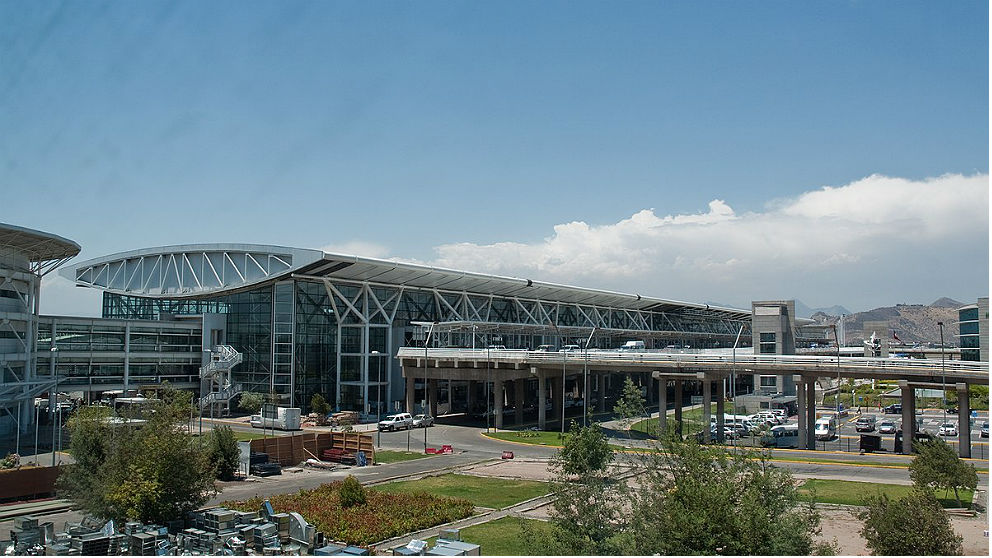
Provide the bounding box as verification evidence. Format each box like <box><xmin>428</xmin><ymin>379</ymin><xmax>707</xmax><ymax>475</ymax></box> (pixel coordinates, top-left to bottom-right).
<box><xmin>701</xmin><ymin>376</ymin><xmax>712</xmax><ymax>444</ymax></box>
<box><xmin>715</xmin><ymin>376</ymin><xmax>726</xmax><ymax>443</ymax></box>
<box><xmin>515</xmin><ymin>379</ymin><xmax>525</xmax><ymax>426</ymax></box>
<box><xmin>900</xmin><ymin>382</ymin><xmax>914</xmax><ymax>455</ymax></box>
<box><xmin>405</xmin><ymin>376</ymin><xmax>415</xmax><ymax>414</ymax></box>
<box><xmin>805</xmin><ymin>377</ymin><xmax>816</xmax><ymax>450</ymax></box>
<box><xmin>428</xmin><ymin>378</ymin><xmax>438</xmax><ymax>418</ymax></box>
<box><xmin>795</xmin><ymin>376</ymin><xmax>807</xmax><ymax>450</ymax></box>
<box><xmin>957</xmin><ymin>383</ymin><xmax>971</xmax><ymax>458</ymax></box>
<box><xmin>537</xmin><ymin>369</ymin><xmax>547</xmax><ymax>430</ymax></box>
<box><xmin>674</xmin><ymin>379</ymin><xmax>683</xmax><ymax>436</ymax></box>
<box><xmin>494</xmin><ymin>380</ymin><xmax>504</xmax><ymax>430</ymax></box>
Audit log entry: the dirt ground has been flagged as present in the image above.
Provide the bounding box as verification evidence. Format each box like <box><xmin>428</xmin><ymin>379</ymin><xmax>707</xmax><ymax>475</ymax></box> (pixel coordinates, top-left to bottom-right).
<box><xmin>460</xmin><ymin>458</ymin><xmax>554</xmax><ymax>481</ymax></box>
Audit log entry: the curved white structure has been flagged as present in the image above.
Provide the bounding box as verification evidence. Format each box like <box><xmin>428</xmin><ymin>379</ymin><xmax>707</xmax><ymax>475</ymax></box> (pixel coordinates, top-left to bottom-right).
<box><xmin>62</xmin><ymin>244</ymin><xmax>324</xmax><ymax>297</ymax></box>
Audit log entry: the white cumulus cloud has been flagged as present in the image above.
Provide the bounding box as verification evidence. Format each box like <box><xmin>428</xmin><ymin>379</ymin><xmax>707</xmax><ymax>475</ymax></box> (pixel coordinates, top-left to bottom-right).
<box><xmin>429</xmin><ymin>173</ymin><xmax>989</xmax><ymax>310</ymax></box>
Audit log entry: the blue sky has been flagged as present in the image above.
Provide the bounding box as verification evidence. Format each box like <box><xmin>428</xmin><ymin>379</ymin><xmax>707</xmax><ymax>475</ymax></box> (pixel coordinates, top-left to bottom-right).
<box><xmin>2</xmin><ymin>1</ymin><xmax>988</xmax><ymax>315</ymax></box>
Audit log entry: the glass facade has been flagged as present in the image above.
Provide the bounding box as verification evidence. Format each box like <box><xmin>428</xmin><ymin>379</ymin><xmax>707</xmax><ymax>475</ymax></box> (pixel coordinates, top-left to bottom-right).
<box><xmin>103</xmin><ymin>278</ymin><xmax>750</xmax><ymax>413</ymax></box>
<box><xmin>959</xmin><ymin>306</ymin><xmax>980</xmax><ymax>361</ymax></box>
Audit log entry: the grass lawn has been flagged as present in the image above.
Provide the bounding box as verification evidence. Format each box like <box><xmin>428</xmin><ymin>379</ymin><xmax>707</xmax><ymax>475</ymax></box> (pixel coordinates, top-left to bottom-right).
<box><xmin>485</xmin><ymin>430</ymin><xmax>569</xmax><ymax>447</ymax></box>
<box><xmin>231</xmin><ymin>430</ymin><xmax>269</xmax><ymax>442</ymax></box>
<box><xmin>633</xmin><ymin>407</ymin><xmax>712</xmax><ymax>436</ymax></box>
<box><xmin>426</xmin><ymin>516</ymin><xmax>553</xmax><ymax>556</ymax></box>
<box><xmin>369</xmin><ymin>473</ymin><xmax>551</xmax><ymax>509</ymax></box>
<box><xmin>375</xmin><ymin>450</ymin><xmax>436</xmax><ymax>464</ymax></box>
<box><xmin>799</xmin><ymin>479</ymin><xmax>974</xmax><ymax>508</ymax></box>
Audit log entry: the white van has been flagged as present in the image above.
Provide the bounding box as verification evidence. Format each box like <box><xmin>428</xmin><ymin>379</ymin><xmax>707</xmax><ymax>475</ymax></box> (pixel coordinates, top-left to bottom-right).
<box><xmin>620</xmin><ymin>340</ymin><xmax>646</xmax><ymax>351</ymax></box>
<box><xmin>761</xmin><ymin>424</ymin><xmax>800</xmax><ymax>448</ymax></box>
<box><xmin>814</xmin><ymin>417</ymin><xmax>837</xmax><ymax>440</ymax></box>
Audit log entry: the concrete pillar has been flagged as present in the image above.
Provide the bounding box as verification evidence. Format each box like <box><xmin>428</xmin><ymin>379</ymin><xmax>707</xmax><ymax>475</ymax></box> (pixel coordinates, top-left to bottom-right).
<box><xmin>702</xmin><ymin>376</ymin><xmax>712</xmax><ymax>444</ymax></box>
<box><xmin>515</xmin><ymin>379</ymin><xmax>525</xmax><ymax>427</ymax></box>
<box><xmin>674</xmin><ymin>379</ymin><xmax>683</xmax><ymax>436</ymax></box>
<box><xmin>900</xmin><ymin>382</ymin><xmax>914</xmax><ymax>455</ymax></box>
<box><xmin>716</xmin><ymin>377</ymin><xmax>726</xmax><ymax>443</ymax></box>
<box><xmin>805</xmin><ymin>378</ymin><xmax>816</xmax><ymax>450</ymax></box>
<box><xmin>428</xmin><ymin>378</ymin><xmax>438</xmax><ymax>418</ymax></box>
<box><xmin>957</xmin><ymin>383</ymin><xmax>971</xmax><ymax>458</ymax></box>
<box><xmin>551</xmin><ymin>376</ymin><xmax>563</xmax><ymax>428</ymax></box>
<box><xmin>795</xmin><ymin>376</ymin><xmax>807</xmax><ymax>450</ymax></box>
<box><xmin>405</xmin><ymin>376</ymin><xmax>415</xmax><ymax>413</ymax></box>
<box><xmin>466</xmin><ymin>380</ymin><xmax>477</xmax><ymax>415</ymax></box>
<box><xmin>657</xmin><ymin>378</ymin><xmax>667</xmax><ymax>437</ymax></box>
<box><xmin>596</xmin><ymin>374</ymin><xmax>605</xmax><ymax>413</ymax></box>
<box><xmin>647</xmin><ymin>374</ymin><xmax>656</xmax><ymax>405</ymax></box>
<box><xmin>494</xmin><ymin>380</ymin><xmax>504</xmax><ymax>430</ymax></box>
<box><xmin>537</xmin><ymin>370</ymin><xmax>547</xmax><ymax>430</ymax></box>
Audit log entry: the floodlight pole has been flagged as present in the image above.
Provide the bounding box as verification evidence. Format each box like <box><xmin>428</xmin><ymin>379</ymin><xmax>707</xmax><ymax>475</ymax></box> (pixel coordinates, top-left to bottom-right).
<box><xmin>731</xmin><ymin>324</ymin><xmax>744</xmax><ymax>451</ymax></box>
<box><xmin>50</xmin><ymin>346</ymin><xmax>58</xmax><ymax>467</ymax></box>
<box><xmin>372</xmin><ymin>350</ymin><xmax>382</xmax><ymax>448</ymax></box>
<box><xmin>547</xmin><ymin>320</ymin><xmax>566</xmax><ymax>436</ymax></box>
<box><xmin>938</xmin><ymin>321</ymin><xmax>945</xmax><ymax>426</ymax></box>
<box><xmin>832</xmin><ymin>324</ymin><xmax>841</xmax><ymax>441</ymax></box>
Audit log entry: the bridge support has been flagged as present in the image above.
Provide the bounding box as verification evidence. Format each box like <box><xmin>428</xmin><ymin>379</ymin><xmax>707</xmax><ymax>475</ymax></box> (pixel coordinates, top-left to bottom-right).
<box><xmin>795</xmin><ymin>375</ymin><xmax>807</xmax><ymax>449</ymax></box>
<box><xmin>515</xmin><ymin>379</ymin><xmax>525</xmax><ymax>426</ymax></box>
<box><xmin>716</xmin><ymin>377</ymin><xmax>725</xmax><ymax>443</ymax></box>
<box><xmin>657</xmin><ymin>378</ymin><xmax>667</xmax><ymax>437</ymax></box>
<box><xmin>494</xmin><ymin>379</ymin><xmax>504</xmax><ymax>430</ymax></box>
<box><xmin>701</xmin><ymin>375</ymin><xmax>712</xmax><ymax>444</ymax></box>
<box><xmin>958</xmin><ymin>383</ymin><xmax>971</xmax><ymax>458</ymax></box>
<box><xmin>405</xmin><ymin>376</ymin><xmax>415</xmax><ymax>414</ymax></box>
<box><xmin>551</xmin><ymin>376</ymin><xmax>563</xmax><ymax>428</ymax></box>
<box><xmin>900</xmin><ymin>382</ymin><xmax>915</xmax><ymax>455</ymax></box>
<box><xmin>596</xmin><ymin>374</ymin><xmax>605</xmax><ymax>413</ymax></box>
<box><xmin>537</xmin><ymin>369</ymin><xmax>547</xmax><ymax>430</ymax></box>
<box><xmin>467</xmin><ymin>380</ymin><xmax>476</xmax><ymax>415</ymax></box>
<box><xmin>428</xmin><ymin>379</ymin><xmax>438</xmax><ymax>418</ymax></box>
<box><xmin>674</xmin><ymin>379</ymin><xmax>683</xmax><ymax>437</ymax></box>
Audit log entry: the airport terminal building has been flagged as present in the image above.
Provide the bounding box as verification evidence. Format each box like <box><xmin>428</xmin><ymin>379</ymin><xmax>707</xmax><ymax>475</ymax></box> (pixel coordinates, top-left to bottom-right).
<box><xmin>60</xmin><ymin>243</ymin><xmax>751</xmax><ymax>414</ymax></box>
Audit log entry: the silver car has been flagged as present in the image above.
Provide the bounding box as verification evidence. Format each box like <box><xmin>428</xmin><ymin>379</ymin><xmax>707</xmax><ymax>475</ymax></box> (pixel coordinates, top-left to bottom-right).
<box><xmin>412</xmin><ymin>414</ymin><xmax>434</xmax><ymax>428</ymax></box>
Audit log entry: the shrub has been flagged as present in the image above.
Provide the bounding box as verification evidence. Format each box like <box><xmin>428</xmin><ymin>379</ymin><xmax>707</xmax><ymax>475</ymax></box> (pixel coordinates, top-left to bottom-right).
<box><xmin>208</xmin><ymin>426</ymin><xmax>240</xmax><ymax>481</ymax></box>
<box><xmin>339</xmin><ymin>475</ymin><xmax>366</xmax><ymax>507</ymax></box>
<box><xmin>859</xmin><ymin>489</ymin><xmax>963</xmax><ymax>555</ymax></box>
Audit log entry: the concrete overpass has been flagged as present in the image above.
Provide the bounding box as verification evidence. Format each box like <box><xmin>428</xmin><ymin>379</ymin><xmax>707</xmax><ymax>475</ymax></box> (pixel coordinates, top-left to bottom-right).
<box><xmin>397</xmin><ymin>348</ymin><xmax>988</xmax><ymax>457</ymax></box>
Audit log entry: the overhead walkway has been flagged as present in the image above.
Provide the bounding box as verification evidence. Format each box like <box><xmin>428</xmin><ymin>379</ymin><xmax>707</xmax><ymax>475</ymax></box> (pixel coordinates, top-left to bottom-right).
<box><xmin>397</xmin><ymin>348</ymin><xmax>988</xmax><ymax>458</ymax></box>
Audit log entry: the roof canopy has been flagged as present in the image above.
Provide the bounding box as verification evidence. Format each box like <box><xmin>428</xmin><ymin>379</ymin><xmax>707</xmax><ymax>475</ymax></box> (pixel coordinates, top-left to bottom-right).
<box><xmin>64</xmin><ymin>243</ymin><xmax>750</xmax><ymax>319</ymax></box>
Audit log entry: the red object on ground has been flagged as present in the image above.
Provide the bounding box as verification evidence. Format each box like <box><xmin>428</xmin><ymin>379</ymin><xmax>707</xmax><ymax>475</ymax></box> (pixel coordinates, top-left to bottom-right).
<box><xmin>440</xmin><ymin>444</ymin><xmax>453</xmax><ymax>454</ymax></box>
<box><xmin>425</xmin><ymin>447</ymin><xmax>438</xmax><ymax>454</ymax></box>
<box><xmin>501</xmin><ymin>451</ymin><xmax>514</xmax><ymax>460</ymax></box>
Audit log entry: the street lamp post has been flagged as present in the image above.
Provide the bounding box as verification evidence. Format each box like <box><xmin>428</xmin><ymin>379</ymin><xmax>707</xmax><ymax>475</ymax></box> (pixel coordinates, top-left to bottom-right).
<box><xmin>372</xmin><ymin>350</ymin><xmax>382</xmax><ymax>448</ymax></box>
<box><xmin>50</xmin><ymin>346</ymin><xmax>58</xmax><ymax>467</ymax></box>
<box><xmin>582</xmin><ymin>328</ymin><xmax>597</xmax><ymax>427</ymax></box>
<box><xmin>547</xmin><ymin>321</ymin><xmax>566</xmax><ymax>436</ymax></box>
<box><xmin>831</xmin><ymin>324</ymin><xmax>841</xmax><ymax>446</ymax></box>
<box><xmin>730</xmin><ymin>325</ymin><xmax>744</xmax><ymax>451</ymax></box>
<box><xmin>938</xmin><ymin>321</ymin><xmax>946</xmax><ymax>425</ymax></box>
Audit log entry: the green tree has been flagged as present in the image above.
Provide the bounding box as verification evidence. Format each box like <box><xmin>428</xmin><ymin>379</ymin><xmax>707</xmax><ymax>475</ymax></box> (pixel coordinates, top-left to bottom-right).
<box><xmin>310</xmin><ymin>393</ymin><xmax>331</xmax><ymax>419</ymax></box>
<box><xmin>208</xmin><ymin>425</ymin><xmax>241</xmax><ymax>481</ymax></box>
<box><xmin>58</xmin><ymin>398</ymin><xmax>217</xmax><ymax>524</ymax></box>
<box><xmin>238</xmin><ymin>392</ymin><xmax>264</xmax><ymax>414</ymax></box>
<box><xmin>613</xmin><ymin>376</ymin><xmax>645</xmax><ymax>437</ymax></box>
<box><xmin>550</xmin><ymin>421</ymin><xmax>614</xmax><ymax>477</ymax></box>
<box><xmin>621</xmin><ymin>435</ymin><xmax>832</xmax><ymax>555</ymax></box>
<box><xmin>909</xmin><ymin>438</ymin><xmax>978</xmax><ymax>507</ymax></box>
<box><xmin>537</xmin><ymin>420</ymin><xmax>624</xmax><ymax>555</ymax></box>
<box><xmin>859</xmin><ymin>489</ymin><xmax>963</xmax><ymax>556</ymax></box>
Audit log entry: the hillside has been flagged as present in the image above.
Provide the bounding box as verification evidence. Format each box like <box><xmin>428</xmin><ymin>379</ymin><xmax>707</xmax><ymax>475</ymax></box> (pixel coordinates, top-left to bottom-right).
<box><xmin>809</xmin><ymin>299</ymin><xmax>964</xmax><ymax>346</ymax></box>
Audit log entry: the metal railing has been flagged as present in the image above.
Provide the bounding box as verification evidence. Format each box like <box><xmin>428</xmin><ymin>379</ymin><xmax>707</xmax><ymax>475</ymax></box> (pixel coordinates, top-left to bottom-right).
<box><xmin>396</xmin><ymin>347</ymin><xmax>989</xmax><ymax>380</ymax></box>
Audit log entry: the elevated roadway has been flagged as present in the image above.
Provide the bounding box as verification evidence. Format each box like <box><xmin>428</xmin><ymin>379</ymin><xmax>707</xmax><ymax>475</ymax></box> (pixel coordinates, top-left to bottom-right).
<box><xmin>397</xmin><ymin>347</ymin><xmax>988</xmax><ymax>458</ymax></box>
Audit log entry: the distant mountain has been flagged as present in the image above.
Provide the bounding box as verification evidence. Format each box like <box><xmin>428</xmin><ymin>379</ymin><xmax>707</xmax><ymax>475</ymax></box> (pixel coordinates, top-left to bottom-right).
<box><xmin>930</xmin><ymin>297</ymin><xmax>964</xmax><ymax>308</ymax></box>
<box><xmin>705</xmin><ymin>300</ymin><xmax>746</xmax><ymax>311</ymax></box>
<box><xmin>794</xmin><ymin>300</ymin><xmax>853</xmax><ymax>319</ymax></box>
<box><xmin>807</xmin><ymin>300</ymin><xmax>962</xmax><ymax>346</ymax></box>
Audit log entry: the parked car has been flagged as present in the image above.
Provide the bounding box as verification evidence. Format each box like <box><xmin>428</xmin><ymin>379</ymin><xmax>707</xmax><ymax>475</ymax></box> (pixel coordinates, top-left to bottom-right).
<box><xmin>561</xmin><ymin>344</ymin><xmax>581</xmax><ymax>352</ymax></box>
<box><xmin>412</xmin><ymin>414</ymin><xmax>434</xmax><ymax>428</ymax></box>
<box><xmin>771</xmin><ymin>409</ymin><xmax>789</xmax><ymax>420</ymax></box>
<box><xmin>855</xmin><ymin>415</ymin><xmax>876</xmax><ymax>432</ymax></box>
<box><xmin>938</xmin><ymin>423</ymin><xmax>958</xmax><ymax>437</ymax></box>
<box><xmin>878</xmin><ymin>420</ymin><xmax>897</xmax><ymax>434</ymax></box>
<box><xmin>883</xmin><ymin>404</ymin><xmax>902</xmax><ymax>414</ymax></box>
<box><xmin>981</xmin><ymin>421</ymin><xmax>989</xmax><ymax>438</ymax></box>
<box><xmin>946</xmin><ymin>406</ymin><xmax>959</xmax><ymax>414</ymax></box>
<box><xmin>378</xmin><ymin>413</ymin><xmax>413</xmax><ymax>431</ymax></box>
<box><xmin>535</xmin><ymin>345</ymin><xmax>555</xmax><ymax>352</ymax></box>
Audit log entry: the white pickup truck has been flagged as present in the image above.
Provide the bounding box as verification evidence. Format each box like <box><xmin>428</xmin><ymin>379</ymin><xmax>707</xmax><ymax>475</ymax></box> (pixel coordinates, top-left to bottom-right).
<box><xmin>377</xmin><ymin>413</ymin><xmax>413</xmax><ymax>431</ymax></box>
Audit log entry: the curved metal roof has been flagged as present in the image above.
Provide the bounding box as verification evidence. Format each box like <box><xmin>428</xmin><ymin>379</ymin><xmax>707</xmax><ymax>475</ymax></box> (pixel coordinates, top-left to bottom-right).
<box><xmin>0</xmin><ymin>222</ymin><xmax>81</xmax><ymax>262</ymax></box>
<box><xmin>63</xmin><ymin>243</ymin><xmax>750</xmax><ymax>319</ymax></box>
